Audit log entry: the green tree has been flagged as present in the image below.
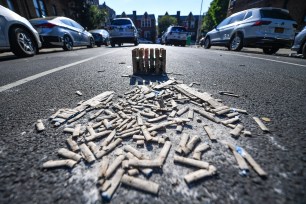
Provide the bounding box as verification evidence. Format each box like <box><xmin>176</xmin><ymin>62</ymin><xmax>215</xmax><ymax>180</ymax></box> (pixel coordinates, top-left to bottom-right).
<box><xmin>88</xmin><ymin>5</ymin><xmax>107</xmax><ymax>30</ymax></box>
<box><xmin>158</xmin><ymin>15</ymin><xmax>177</xmax><ymax>35</ymax></box>
<box><xmin>202</xmin><ymin>0</ymin><xmax>229</xmax><ymax>32</ymax></box>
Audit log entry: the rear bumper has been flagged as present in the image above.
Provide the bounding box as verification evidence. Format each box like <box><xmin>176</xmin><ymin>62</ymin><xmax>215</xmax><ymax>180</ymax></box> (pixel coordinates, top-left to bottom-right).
<box><xmin>40</xmin><ymin>36</ymin><xmax>63</xmax><ymax>47</ymax></box>
<box><xmin>110</xmin><ymin>37</ymin><xmax>137</xmax><ymax>44</ymax></box>
<box><xmin>244</xmin><ymin>37</ymin><xmax>293</xmax><ymax>48</ymax></box>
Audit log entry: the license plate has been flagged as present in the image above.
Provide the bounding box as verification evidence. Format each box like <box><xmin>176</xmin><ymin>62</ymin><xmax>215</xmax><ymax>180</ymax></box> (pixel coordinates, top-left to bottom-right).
<box><xmin>275</xmin><ymin>27</ymin><xmax>284</xmax><ymax>33</ymax></box>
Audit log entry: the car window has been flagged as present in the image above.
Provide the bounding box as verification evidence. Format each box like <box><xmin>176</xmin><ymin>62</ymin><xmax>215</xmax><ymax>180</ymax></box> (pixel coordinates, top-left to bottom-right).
<box><xmin>260</xmin><ymin>9</ymin><xmax>293</xmax><ymax>20</ymax></box>
<box><xmin>111</xmin><ymin>19</ymin><xmax>132</xmax><ymax>26</ymax></box>
<box><xmin>60</xmin><ymin>19</ymin><xmax>73</xmax><ymax>26</ymax></box>
<box><xmin>70</xmin><ymin>19</ymin><xmax>84</xmax><ymax>30</ymax></box>
<box><xmin>170</xmin><ymin>27</ymin><xmax>187</xmax><ymax>32</ymax></box>
<box><xmin>229</xmin><ymin>12</ymin><xmax>246</xmax><ymax>24</ymax></box>
<box><xmin>217</xmin><ymin>17</ymin><xmax>232</xmax><ymax>28</ymax></box>
<box><xmin>244</xmin><ymin>11</ymin><xmax>252</xmax><ymax>20</ymax></box>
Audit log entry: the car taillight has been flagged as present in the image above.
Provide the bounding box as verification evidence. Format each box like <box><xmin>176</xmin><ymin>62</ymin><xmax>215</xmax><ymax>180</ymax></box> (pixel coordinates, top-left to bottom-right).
<box><xmin>252</xmin><ymin>21</ymin><xmax>271</xmax><ymax>26</ymax></box>
<box><xmin>36</xmin><ymin>23</ymin><xmax>56</xmax><ymax>28</ymax></box>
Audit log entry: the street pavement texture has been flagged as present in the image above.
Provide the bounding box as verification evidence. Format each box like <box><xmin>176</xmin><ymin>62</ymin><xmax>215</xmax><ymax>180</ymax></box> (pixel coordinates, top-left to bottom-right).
<box><xmin>0</xmin><ymin>45</ymin><xmax>305</xmax><ymax>204</ymax></box>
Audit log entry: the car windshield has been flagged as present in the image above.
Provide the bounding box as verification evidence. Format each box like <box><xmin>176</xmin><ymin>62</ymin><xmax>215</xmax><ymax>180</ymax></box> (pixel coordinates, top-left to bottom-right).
<box><xmin>111</xmin><ymin>19</ymin><xmax>131</xmax><ymax>26</ymax></box>
<box><xmin>260</xmin><ymin>9</ymin><xmax>293</xmax><ymax>20</ymax></box>
<box><xmin>171</xmin><ymin>27</ymin><xmax>187</xmax><ymax>32</ymax></box>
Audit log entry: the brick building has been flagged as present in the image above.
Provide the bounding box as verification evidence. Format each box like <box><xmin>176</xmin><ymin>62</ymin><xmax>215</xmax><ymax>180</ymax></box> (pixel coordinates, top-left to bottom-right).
<box><xmin>228</xmin><ymin>0</ymin><xmax>306</xmax><ymax>30</ymax></box>
<box><xmin>116</xmin><ymin>11</ymin><xmax>156</xmax><ymax>43</ymax></box>
<box><xmin>158</xmin><ymin>11</ymin><xmax>201</xmax><ymax>41</ymax></box>
<box><xmin>99</xmin><ymin>1</ymin><xmax>116</xmax><ymax>27</ymax></box>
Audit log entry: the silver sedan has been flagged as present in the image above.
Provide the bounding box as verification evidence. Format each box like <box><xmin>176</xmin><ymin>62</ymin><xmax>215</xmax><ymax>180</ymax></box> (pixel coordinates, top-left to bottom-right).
<box><xmin>29</xmin><ymin>16</ymin><xmax>95</xmax><ymax>51</ymax></box>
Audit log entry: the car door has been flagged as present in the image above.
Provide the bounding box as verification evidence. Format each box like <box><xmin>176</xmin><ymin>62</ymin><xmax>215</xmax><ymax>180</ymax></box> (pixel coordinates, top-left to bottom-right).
<box><xmin>60</xmin><ymin>18</ymin><xmax>80</xmax><ymax>45</ymax></box>
<box><xmin>0</xmin><ymin>15</ymin><xmax>7</xmax><ymax>47</ymax></box>
<box><xmin>218</xmin><ymin>12</ymin><xmax>246</xmax><ymax>44</ymax></box>
<box><xmin>70</xmin><ymin>20</ymin><xmax>88</xmax><ymax>45</ymax></box>
<box><xmin>210</xmin><ymin>16</ymin><xmax>232</xmax><ymax>44</ymax></box>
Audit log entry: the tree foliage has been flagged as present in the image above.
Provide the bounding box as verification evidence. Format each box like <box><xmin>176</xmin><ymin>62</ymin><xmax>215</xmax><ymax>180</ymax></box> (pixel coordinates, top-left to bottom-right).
<box><xmin>158</xmin><ymin>15</ymin><xmax>177</xmax><ymax>35</ymax></box>
<box><xmin>202</xmin><ymin>0</ymin><xmax>229</xmax><ymax>32</ymax></box>
<box><xmin>87</xmin><ymin>5</ymin><xmax>107</xmax><ymax>30</ymax></box>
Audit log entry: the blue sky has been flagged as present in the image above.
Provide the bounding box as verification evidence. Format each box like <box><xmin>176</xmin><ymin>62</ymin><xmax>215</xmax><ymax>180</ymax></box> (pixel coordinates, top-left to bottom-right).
<box><xmin>99</xmin><ymin>0</ymin><xmax>213</xmax><ymax>18</ymax></box>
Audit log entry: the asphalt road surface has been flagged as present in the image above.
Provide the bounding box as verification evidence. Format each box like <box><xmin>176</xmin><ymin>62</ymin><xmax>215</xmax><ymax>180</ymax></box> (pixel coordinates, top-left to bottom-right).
<box><xmin>0</xmin><ymin>45</ymin><xmax>305</xmax><ymax>204</ymax></box>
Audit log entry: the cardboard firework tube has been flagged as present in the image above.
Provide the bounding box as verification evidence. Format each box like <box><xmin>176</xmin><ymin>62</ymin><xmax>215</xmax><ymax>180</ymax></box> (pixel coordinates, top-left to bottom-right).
<box><xmin>203</xmin><ymin>125</ymin><xmax>217</xmax><ymax>141</ymax></box>
<box><xmin>58</xmin><ymin>148</ymin><xmax>82</xmax><ymax>162</ymax></box>
<box><xmin>126</xmin><ymin>119</ymin><xmax>136</xmax><ymax>129</ymax></box>
<box><xmin>149</xmin><ymin>48</ymin><xmax>154</xmax><ymax>71</ymax></box>
<box><xmin>253</xmin><ymin>117</ymin><xmax>269</xmax><ymax>132</ymax></box>
<box><xmin>36</xmin><ymin>119</ymin><xmax>45</xmax><ymax>132</ymax></box>
<box><xmin>176</xmin><ymin>124</ymin><xmax>183</xmax><ymax>133</ymax></box>
<box><xmin>171</xmin><ymin>99</ymin><xmax>178</xmax><ymax>109</ymax></box>
<box><xmin>117</xmin><ymin>124</ymin><xmax>128</xmax><ymax>132</ymax></box>
<box><xmin>158</xmin><ymin>141</ymin><xmax>172</xmax><ymax>164</ymax></box>
<box><xmin>187</xmin><ymin>109</ymin><xmax>194</xmax><ymax>120</ymax></box>
<box><xmin>147</xmin><ymin>115</ymin><xmax>168</xmax><ymax>123</ymax></box>
<box><xmin>43</xmin><ymin>159</ymin><xmax>77</xmax><ymax>169</ymax></box>
<box><xmin>121</xmin><ymin>160</ymin><xmax>129</xmax><ymax>169</ymax></box>
<box><xmin>243</xmin><ymin>149</ymin><xmax>267</xmax><ymax>177</ymax></box>
<box><xmin>147</xmin><ymin>121</ymin><xmax>176</xmax><ymax>132</ymax></box>
<box><xmin>87</xmin><ymin>141</ymin><xmax>99</xmax><ymax>155</ymax></box>
<box><xmin>96</xmin><ymin>138</ymin><xmax>122</xmax><ymax>159</ymax></box>
<box><xmin>182</xmin><ymin>135</ymin><xmax>201</xmax><ymax>155</ymax></box>
<box><xmin>169</xmin><ymin>110</ymin><xmax>177</xmax><ymax>118</ymax></box>
<box><xmin>176</xmin><ymin>107</ymin><xmax>189</xmax><ymax>116</ymax></box>
<box><xmin>66</xmin><ymin>136</ymin><xmax>79</xmax><ymax>152</ymax></box>
<box><xmin>126</xmin><ymin>152</ymin><xmax>153</xmax><ymax>177</ymax></box>
<box><xmin>72</xmin><ymin>124</ymin><xmax>81</xmax><ymax>137</ymax></box>
<box><xmin>117</xmin><ymin>118</ymin><xmax>130</xmax><ymax>129</ymax></box>
<box><xmin>128</xmin><ymin>168</ymin><xmax>139</xmax><ymax>176</ymax></box>
<box><xmin>144</xmin><ymin>48</ymin><xmax>149</xmax><ymax>73</ymax></box>
<box><xmin>242</xmin><ymin>130</ymin><xmax>252</xmax><ymax>136</ymax></box>
<box><xmin>151</xmin><ymin>137</ymin><xmax>165</xmax><ymax>144</ymax></box>
<box><xmin>124</xmin><ymin>145</ymin><xmax>147</xmax><ymax>159</ymax></box>
<box><xmin>227</xmin><ymin>112</ymin><xmax>239</xmax><ymax>118</ymax></box>
<box><xmin>132</xmin><ymin>49</ymin><xmax>138</xmax><ymax>74</ymax></box>
<box><xmin>137</xmin><ymin>114</ymin><xmax>144</xmax><ymax>126</ymax></box>
<box><xmin>140</xmin><ymin>111</ymin><xmax>158</xmax><ymax>118</ymax></box>
<box><xmin>105</xmin><ymin>155</ymin><xmax>125</xmax><ymax>179</ymax></box>
<box><xmin>98</xmin><ymin>157</ymin><xmax>110</xmax><ymax>178</ymax></box>
<box><xmin>117</xmin><ymin>126</ymin><xmax>140</xmax><ymax>136</ymax></box>
<box><xmin>133</xmin><ymin>135</ymin><xmax>145</xmax><ymax>140</ymax></box>
<box><xmin>155</xmin><ymin>48</ymin><xmax>160</xmax><ymax>74</ymax></box>
<box><xmin>138</xmin><ymin>48</ymin><xmax>144</xmax><ymax>73</ymax></box>
<box><xmin>87</xmin><ymin>125</ymin><xmax>96</xmax><ymax>136</ymax></box>
<box><xmin>136</xmin><ymin>140</ymin><xmax>145</xmax><ymax>146</ymax></box>
<box><xmin>79</xmin><ymin>143</ymin><xmax>96</xmax><ymax>163</ymax></box>
<box><xmin>195</xmin><ymin>109</ymin><xmax>219</xmax><ymax>123</ymax></box>
<box><xmin>67</xmin><ymin>111</ymin><xmax>86</xmax><ymax>124</ymax></box>
<box><xmin>101</xmin><ymin>129</ymin><xmax>116</xmax><ymax>147</ymax></box>
<box><xmin>161</xmin><ymin>48</ymin><xmax>166</xmax><ymax>73</ymax></box>
<box><xmin>184</xmin><ymin>165</ymin><xmax>217</xmax><ymax>184</ymax></box>
<box><xmin>174</xmin><ymin>155</ymin><xmax>209</xmax><ymax>169</ymax></box>
<box><xmin>90</xmin><ymin>109</ymin><xmax>104</xmax><ymax>120</ymax></box>
<box><xmin>100</xmin><ymin>180</ymin><xmax>111</xmax><ymax>192</ymax></box>
<box><xmin>118</xmin><ymin>111</ymin><xmax>129</xmax><ymax>119</ymax></box>
<box><xmin>96</xmin><ymin>114</ymin><xmax>117</xmax><ymax>122</ymax></box>
<box><xmin>175</xmin><ymin>133</ymin><xmax>189</xmax><ymax>154</ymax></box>
<box><xmin>116</xmin><ymin>130</ymin><xmax>140</xmax><ymax>138</ymax></box>
<box><xmin>221</xmin><ymin>117</ymin><xmax>240</xmax><ymax>125</ymax></box>
<box><xmin>85</xmin><ymin>130</ymin><xmax>112</xmax><ymax>142</ymax></box>
<box><xmin>227</xmin><ymin>143</ymin><xmax>249</xmax><ymax>170</ymax></box>
<box><xmin>102</xmin><ymin>169</ymin><xmax>124</xmax><ymax>200</ymax></box>
<box><xmin>128</xmin><ymin>159</ymin><xmax>162</xmax><ymax>168</ymax></box>
<box><xmin>141</xmin><ymin>125</ymin><xmax>153</xmax><ymax>141</ymax></box>
<box><xmin>103</xmin><ymin>119</ymin><xmax>112</xmax><ymax>129</ymax></box>
<box><xmin>230</xmin><ymin>124</ymin><xmax>244</xmax><ymax>137</ymax></box>
<box><xmin>216</xmin><ymin>108</ymin><xmax>231</xmax><ymax>115</ymax></box>
<box><xmin>192</xmin><ymin>143</ymin><xmax>210</xmax><ymax>160</ymax></box>
<box><xmin>121</xmin><ymin>174</ymin><xmax>160</xmax><ymax>195</ymax></box>
<box><xmin>63</xmin><ymin>127</ymin><xmax>74</xmax><ymax>133</ymax></box>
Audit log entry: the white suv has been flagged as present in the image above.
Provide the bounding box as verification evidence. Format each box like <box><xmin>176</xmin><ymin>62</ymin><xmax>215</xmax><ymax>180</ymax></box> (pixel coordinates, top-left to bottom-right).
<box><xmin>161</xmin><ymin>26</ymin><xmax>187</xmax><ymax>46</ymax></box>
<box><xmin>203</xmin><ymin>7</ymin><xmax>297</xmax><ymax>54</ymax></box>
<box><xmin>108</xmin><ymin>18</ymin><xmax>139</xmax><ymax>47</ymax></box>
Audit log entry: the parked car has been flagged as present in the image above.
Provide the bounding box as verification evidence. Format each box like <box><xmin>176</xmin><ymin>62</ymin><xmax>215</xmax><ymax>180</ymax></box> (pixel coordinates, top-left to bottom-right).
<box><xmin>203</xmin><ymin>7</ymin><xmax>297</xmax><ymax>54</ymax></box>
<box><xmin>161</xmin><ymin>26</ymin><xmax>187</xmax><ymax>46</ymax></box>
<box><xmin>89</xmin><ymin>29</ymin><xmax>110</xmax><ymax>47</ymax></box>
<box><xmin>138</xmin><ymin>38</ymin><xmax>153</xmax><ymax>44</ymax></box>
<box><xmin>291</xmin><ymin>26</ymin><xmax>306</xmax><ymax>58</ymax></box>
<box><xmin>29</xmin><ymin>16</ymin><xmax>95</xmax><ymax>51</ymax></box>
<box><xmin>0</xmin><ymin>5</ymin><xmax>41</xmax><ymax>57</ymax></box>
<box><xmin>108</xmin><ymin>18</ymin><xmax>139</xmax><ymax>47</ymax></box>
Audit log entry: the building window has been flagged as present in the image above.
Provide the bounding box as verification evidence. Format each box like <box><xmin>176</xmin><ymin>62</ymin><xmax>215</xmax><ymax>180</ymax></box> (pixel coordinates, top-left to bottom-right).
<box><xmin>52</xmin><ymin>5</ymin><xmax>57</xmax><ymax>16</ymax></box>
<box><xmin>6</xmin><ymin>0</ymin><xmax>14</xmax><ymax>11</ymax></box>
<box><xmin>141</xmin><ymin>19</ymin><xmax>151</xmax><ymax>28</ymax></box>
<box><xmin>190</xmin><ymin>21</ymin><xmax>195</xmax><ymax>29</ymax></box>
<box><xmin>33</xmin><ymin>0</ymin><xmax>47</xmax><ymax>17</ymax></box>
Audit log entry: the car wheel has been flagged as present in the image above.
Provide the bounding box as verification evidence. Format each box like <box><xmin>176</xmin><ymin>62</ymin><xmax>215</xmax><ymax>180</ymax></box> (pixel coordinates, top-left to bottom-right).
<box><xmin>230</xmin><ymin>33</ymin><xmax>243</xmax><ymax>51</ymax></box>
<box><xmin>63</xmin><ymin>35</ymin><xmax>73</xmax><ymax>51</ymax></box>
<box><xmin>118</xmin><ymin>43</ymin><xmax>122</xmax><ymax>47</ymax></box>
<box><xmin>262</xmin><ymin>47</ymin><xmax>279</xmax><ymax>55</ymax></box>
<box><xmin>97</xmin><ymin>44</ymin><xmax>101</xmax><ymax>47</ymax></box>
<box><xmin>134</xmin><ymin>39</ymin><xmax>139</xmax><ymax>46</ymax></box>
<box><xmin>87</xmin><ymin>37</ymin><xmax>95</xmax><ymax>48</ymax></box>
<box><xmin>302</xmin><ymin>41</ymin><xmax>306</xmax><ymax>59</ymax></box>
<box><xmin>111</xmin><ymin>42</ymin><xmax>115</xmax><ymax>47</ymax></box>
<box><xmin>9</xmin><ymin>27</ymin><xmax>37</xmax><ymax>57</ymax></box>
<box><xmin>204</xmin><ymin>37</ymin><xmax>211</xmax><ymax>49</ymax></box>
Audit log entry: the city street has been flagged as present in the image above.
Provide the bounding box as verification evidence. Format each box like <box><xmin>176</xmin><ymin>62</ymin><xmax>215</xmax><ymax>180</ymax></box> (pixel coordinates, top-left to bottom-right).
<box><xmin>0</xmin><ymin>45</ymin><xmax>305</xmax><ymax>204</ymax></box>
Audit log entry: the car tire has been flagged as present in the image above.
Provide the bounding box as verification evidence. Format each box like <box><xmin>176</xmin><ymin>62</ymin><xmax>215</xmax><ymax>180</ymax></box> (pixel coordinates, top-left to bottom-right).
<box><xmin>229</xmin><ymin>33</ymin><xmax>243</xmax><ymax>51</ymax></box>
<box><xmin>204</xmin><ymin>37</ymin><xmax>211</xmax><ymax>49</ymax></box>
<box><xmin>302</xmin><ymin>41</ymin><xmax>306</xmax><ymax>59</ymax></box>
<box><xmin>97</xmin><ymin>44</ymin><xmax>101</xmax><ymax>47</ymax></box>
<box><xmin>87</xmin><ymin>37</ymin><xmax>95</xmax><ymax>48</ymax></box>
<box><xmin>262</xmin><ymin>47</ymin><xmax>279</xmax><ymax>55</ymax></box>
<box><xmin>63</xmin><ymin>35</ymin><xmax>73</xmax><ymax>51</ymax></box>
<box><xmin>9</xmin><ymin>27</ymin><xmax>37</xmax><ymax>57</ymax></box>
<box><xmin>134</xmin><ymin>39</ymin><xmax>139</xmax><ymax>46</ymax></box>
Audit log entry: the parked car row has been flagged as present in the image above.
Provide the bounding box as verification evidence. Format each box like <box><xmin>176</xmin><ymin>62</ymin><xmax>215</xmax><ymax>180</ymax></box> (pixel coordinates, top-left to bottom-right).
<box><xmin>200</xmin><ymin>7</ymin><xmax>305</xmax><ymax>57</ymax></box>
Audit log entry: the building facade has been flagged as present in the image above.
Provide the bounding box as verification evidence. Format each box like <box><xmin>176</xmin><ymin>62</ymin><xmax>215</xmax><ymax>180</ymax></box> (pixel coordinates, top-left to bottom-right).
<box><xmin>99</xmin><ymin>1</ymin><xmax>116</xmax><ymax>27</ymax></box>
<box><xmin>116</xmin><ymin>11</ymin><xmax>156</xmax><ymax>43</ymax></box>
<box><xmin>228</xmin><ymin>0</ymin><xmax>306</xmax><ymax>30</ymax></box>
<box><xmin>158</xmin><ymin>11</ymin><xmax>201</xmax><ymax>41</ymax></box>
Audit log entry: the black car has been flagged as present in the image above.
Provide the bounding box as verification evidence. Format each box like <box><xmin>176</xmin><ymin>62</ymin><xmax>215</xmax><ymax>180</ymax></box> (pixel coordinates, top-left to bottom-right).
<box><xmin>89</xmin><ymin>29</ymin><xmax>110</xmax><ymax>47</ymax></box>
